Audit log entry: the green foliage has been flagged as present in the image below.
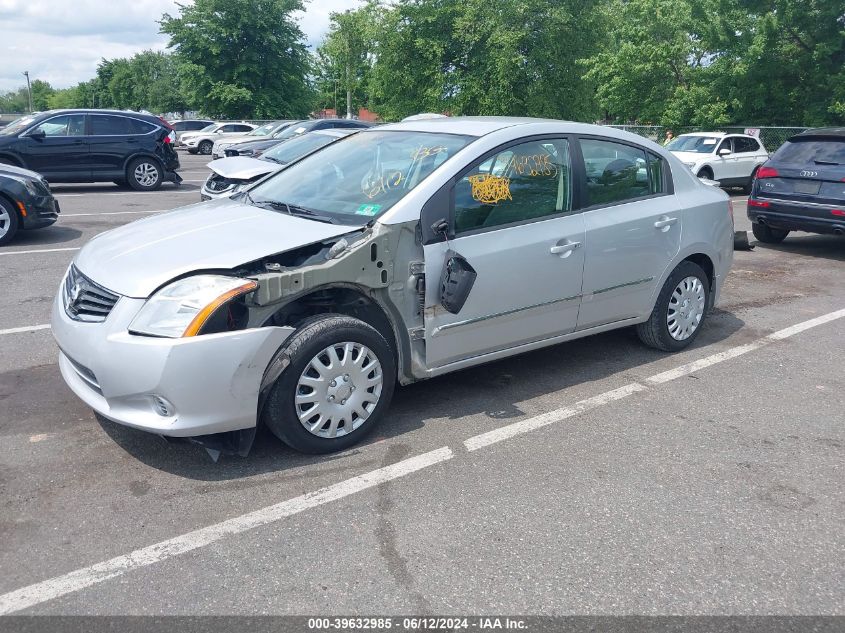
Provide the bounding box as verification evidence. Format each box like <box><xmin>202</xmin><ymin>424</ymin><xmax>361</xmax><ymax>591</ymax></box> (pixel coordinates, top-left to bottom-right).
<box><xmin>160</xmin><ymin>0</ymin><xmax>313</xmax><ymax>119</ymax></box>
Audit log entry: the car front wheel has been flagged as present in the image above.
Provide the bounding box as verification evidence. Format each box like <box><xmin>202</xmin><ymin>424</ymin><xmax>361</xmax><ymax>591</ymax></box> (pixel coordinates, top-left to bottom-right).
<box><xmin>637</xmin><ymin>261</ymin><xmax>710</xmax><ymax>352</ymax></box>
<box><xmin>262</xmin><ymin>314</ymin><xmax>396</xmax><ymax>454</ymax></box>
<box><xmin>198</xmin><ymin>140</ymin><xmax>213</xmax><ymax>155</ymax></box>
<box><xmin>0</xmin><ymin>197</ymin><xmax>20</xmax><ymax>246</ymax></box>
<box><xmin>751</xmin><ymin>223</ymin><xmax>789</xmax><ymax>244</ymax></box>
<box><xmin>127</xmin><ymin>158</ymin><xmax>163</xmax><ymax>191</ymax></box>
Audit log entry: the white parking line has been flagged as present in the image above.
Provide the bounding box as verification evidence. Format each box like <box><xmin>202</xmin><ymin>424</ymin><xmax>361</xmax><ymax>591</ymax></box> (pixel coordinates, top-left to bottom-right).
<box><xmin>0</xmin><ymin>309</ymin><xmax>842</xmax><ymax>613</ymax></box>
<box><xmin>464</xmin><ymin>383</ymin><xmax>647</xmax><ymax>451</ymax></box>
<box><xmin>0</xmin><ymin>446</ymin><xmax>454</xmax><ymax>615</ymax></box>
<box><xmin>0</xmin><ymin>324</ymin><xmax>51</xmax><ymax>336</ymax></box>
<box><xmin>0</xmin><ymin>247</ymin><xmax>80</xmax><ymax>256</ymax></box>
<box><xmin>54</xmin><ymin>191</ymin><xmax>197</xmax><ymax>198</ymax></box>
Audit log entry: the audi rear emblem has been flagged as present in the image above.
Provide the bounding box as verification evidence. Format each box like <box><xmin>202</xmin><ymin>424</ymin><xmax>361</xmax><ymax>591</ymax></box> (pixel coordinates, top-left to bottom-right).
<box><xmin>800</xmin><ymin>170</ymin><xmax>818</xmax><ymax>177</ymax></box>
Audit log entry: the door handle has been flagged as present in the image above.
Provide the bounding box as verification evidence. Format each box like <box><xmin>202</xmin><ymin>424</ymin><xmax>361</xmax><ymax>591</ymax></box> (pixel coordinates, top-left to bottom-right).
<box><xmin>654</xmin><ymin>216</ymin><xmax>678</xmax><ymax>231</ymax></box>
<box><xmin>550</xmin><ymin>241</ymin><xmax>581</xmax><ymax>258</ymax></box>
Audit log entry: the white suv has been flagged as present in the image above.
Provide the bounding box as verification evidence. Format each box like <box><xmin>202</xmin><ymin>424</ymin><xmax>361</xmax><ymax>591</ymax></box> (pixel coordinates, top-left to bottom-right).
<box><xmin>182</xmin><ymin>122</ymin><xmax>256</xmax><ymax>155</ymax></box>
<box><xmin>667</xmin><ymin>132</ymin><xmax>768</xmax><ymax>192</ymax></box>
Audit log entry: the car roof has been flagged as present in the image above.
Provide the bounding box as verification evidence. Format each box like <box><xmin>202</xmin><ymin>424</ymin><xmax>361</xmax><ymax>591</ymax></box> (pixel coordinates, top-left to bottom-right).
<box><xmin>677</xmin><ymin>131</ymin><xmax>758</xmax><ymax>139</ymax></box>
<box><xmin>792</xmin><ymin>127</ymin><xmax>845</xmax><ymax>140</ymax></box>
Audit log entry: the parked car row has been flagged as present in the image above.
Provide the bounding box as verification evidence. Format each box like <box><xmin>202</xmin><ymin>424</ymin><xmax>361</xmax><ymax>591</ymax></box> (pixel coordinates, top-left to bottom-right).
<box><xmin>667</xmin><ymin>131</ymin><xmax>769</xmax><ymax>192</ymax></box>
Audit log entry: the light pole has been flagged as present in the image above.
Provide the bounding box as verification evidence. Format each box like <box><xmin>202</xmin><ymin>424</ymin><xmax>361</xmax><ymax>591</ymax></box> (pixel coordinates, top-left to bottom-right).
<box><xmin>22</xmin><ymin>71</ymin><xmax>33</xmax><ymax>113</ymax></box>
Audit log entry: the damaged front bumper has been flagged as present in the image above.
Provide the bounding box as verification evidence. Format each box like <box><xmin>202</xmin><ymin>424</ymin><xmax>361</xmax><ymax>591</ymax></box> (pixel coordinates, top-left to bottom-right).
<box><xmin>52</xmin><ymin>293</ymin><xmax>294</xmax><ymax>438</ymax></box>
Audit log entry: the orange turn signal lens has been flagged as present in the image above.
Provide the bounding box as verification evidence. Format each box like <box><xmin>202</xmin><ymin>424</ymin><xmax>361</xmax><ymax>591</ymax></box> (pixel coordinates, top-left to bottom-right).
<box><xmin>15</xmin><ymin>201</ymin><xmax>27</xmax><ymax>217</ymax></box>
<box><xmin>182</xmin><ymin>280</ymin><xmax>258</xmax><ymax>337</ymax></box>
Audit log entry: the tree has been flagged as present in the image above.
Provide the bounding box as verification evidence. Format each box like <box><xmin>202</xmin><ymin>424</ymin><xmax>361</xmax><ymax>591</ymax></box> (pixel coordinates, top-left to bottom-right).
<box><xmin>314</xmin><ymin>7</ymin><xmax>375</xmax><ymax>117</ymax></box>
<box><xmin>160</xmin><ymin>0</ymin><xmax>313</xmax><ymax>119</ymax></box>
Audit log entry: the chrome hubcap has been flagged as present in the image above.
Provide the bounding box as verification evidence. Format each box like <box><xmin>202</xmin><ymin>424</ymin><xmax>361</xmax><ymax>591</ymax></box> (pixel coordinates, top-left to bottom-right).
<box><xmin>134</xmin><ymin>163</ymin><xmax>159</xmax><ymax>187</ymax></box>
<box><xmin>667</xmin><ymin>276</ymin><xmax>706</xmax><ymax>340</ymax></box>
<box><xmin>0</xmin><ymin>207</ymin><xmax>9</xmax><ymax>237</ymax></box>
<box><xmin>295</xmin><ymin>342</ymin><xmax>383</xmax><ymax>439</ymax></box>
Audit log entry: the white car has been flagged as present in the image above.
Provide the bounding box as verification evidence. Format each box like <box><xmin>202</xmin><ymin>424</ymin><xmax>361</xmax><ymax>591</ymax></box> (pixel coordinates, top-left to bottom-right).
<box><xmin>211</xmin><ymin>121</ymin><xmax>295</xmax><ymax>159</ymax></box>
<box><xmin>667</xmin><ymin>132</ymin><xmax>768</xmax><ymax>192</ymax></box>
<box><xmin>181</xmin><ymin>122</ymin><xmax>257</xmax><ymax>155</ymax></box>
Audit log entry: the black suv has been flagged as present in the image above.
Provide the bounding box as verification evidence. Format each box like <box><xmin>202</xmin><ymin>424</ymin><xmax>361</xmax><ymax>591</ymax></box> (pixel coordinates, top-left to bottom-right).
<box><xmin>0</xmin><ymin>109</ymin><xmax>180</xmax><ymax>190</ymax></box>
<box><xmin>748</xmin><ymin>128</ymin><xmax>845</xmax><ymax>242</ymax></box>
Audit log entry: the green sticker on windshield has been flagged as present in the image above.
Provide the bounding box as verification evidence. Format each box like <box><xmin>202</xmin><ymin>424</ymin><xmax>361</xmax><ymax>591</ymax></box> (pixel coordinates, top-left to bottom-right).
<box><xmin>356</xmin><ymin>204</ymin><xmax>381</xmax><ymax>216</ymax></box>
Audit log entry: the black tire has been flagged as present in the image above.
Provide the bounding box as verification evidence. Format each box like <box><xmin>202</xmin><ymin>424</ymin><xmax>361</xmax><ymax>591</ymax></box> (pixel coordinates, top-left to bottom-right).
<box><xmin>0</xmin><ymin>196</ymin><xmax>21</xmax><ymax>246</ymax></box>
<box><xmin>743</xmin><ymin>167</ymin><xmax>759</xmax><ymax>194</ymax></box>
<box><xmin>636</xmin><ymin>261</ymin><xmax>711</xmax><ymax>352</ymax></box>
<box><xmin>126</xmin><ymin>157</ymin><xmax>163</xmax><ymax>191</ymax></box>
<box><xmin>198</xmin><ymin>140</ymin><xmax>213</xmax><ymax>155</ymax></box>
<box><xmin>751</xmin><ymin>222</ymin><xmax>789</xmax><ymax>244</ymax></box>
<box><xmin>697</xmin><ymin>167</ymin><xmax>714</xmax><ymax>180</ymax></box>
<box><xmin>261</xmin><ymin>314</ymin><xmax>396</xmax><ymax>454</ymax></box>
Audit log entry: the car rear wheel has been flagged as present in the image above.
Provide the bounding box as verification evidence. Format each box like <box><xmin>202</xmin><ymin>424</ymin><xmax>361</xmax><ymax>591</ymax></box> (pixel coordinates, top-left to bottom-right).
<box><xmin>198</xmin><ymin>140</ymin><xmax>213</xmax><ymax>155</ymax></box>
<box><xmin>637</xmin><ymin>261</ymin><xmax>710</xmax><ymax>352</ymax></box>
<box><xmin>0</xmin><ymin>197</ymin><xmax>21</xmax><ymax>246</ymax></box>
<box><xmin>261</xmin><ymin>314</ymin><xmax>396</xmax><ymax>454</ymax></box>
<box><xmin>126</xmin><ymin>158</ymin><xmax>163</xmax><ymax>191</ymax></box>
<box><xmin>751</xmin><ymin>223</ymin><xmax>789</xmax><ymax>244</ymax></box>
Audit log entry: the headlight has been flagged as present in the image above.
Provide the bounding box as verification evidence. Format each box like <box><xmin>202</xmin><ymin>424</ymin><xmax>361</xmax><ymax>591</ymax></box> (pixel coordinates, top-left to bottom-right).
<box><xmin>129</xmin><ymin>275</ymin><xmax>257</xmax><ymax>338</ymax></box>
<box><xmin>23</xmin><ymin>179</ymin><xmax>42</xmax><ymax>196</ymax></box>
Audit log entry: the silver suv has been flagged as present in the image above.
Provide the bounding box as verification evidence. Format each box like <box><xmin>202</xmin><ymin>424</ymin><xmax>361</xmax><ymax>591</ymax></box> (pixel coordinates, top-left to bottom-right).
<box><xmin>52</xmin><ymin>118</ymin><xmax>734</xmax><ymax>455</ymax></box>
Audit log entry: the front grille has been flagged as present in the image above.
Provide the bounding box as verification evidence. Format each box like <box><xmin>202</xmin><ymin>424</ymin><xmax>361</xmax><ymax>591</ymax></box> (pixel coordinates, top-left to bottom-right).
<box><xmin>63</xmin><ymin>265</ymin><xmax>120</xmax><ymax>323</ymax></box>
<box><xmin>205</xmin><ymin>174</ymin><xmax>236</xmax><ymax>192</ymax></box>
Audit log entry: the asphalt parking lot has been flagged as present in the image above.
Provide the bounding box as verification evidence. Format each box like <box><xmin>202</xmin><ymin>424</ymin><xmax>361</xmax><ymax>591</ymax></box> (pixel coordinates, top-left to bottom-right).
<box><xmin>0</xmin><ymin>152</ymin><xmax>843</xmax><ymax>615</ymax></box>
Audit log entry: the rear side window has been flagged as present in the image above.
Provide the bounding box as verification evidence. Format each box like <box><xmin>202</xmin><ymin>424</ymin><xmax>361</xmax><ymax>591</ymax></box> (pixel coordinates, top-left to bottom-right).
<box><xmin>580</xmin><ymin>139</ymin><xmax>651</xmax><ymax>206</ymax></box>
<box><xmin>454</xmin><ymin>138</ymin><xmax>572</xmax><ymax>234</ymax></box>
<box><xmin>234</xmin><ymin>124</ymin><xmax>254</xmax><ymax>132</ymax></box>
<box><xmin>91</xmin><ymin>116</ymin><xmax>155</xmax><ymax>135</ymax></box>
<box><xmin>773</xmin><ymin>139</ymin><xmax>845</xmax><ymax>166</ymax></box>
<box><xmin>647</xmin><ymin>152</ymin><xmax>666</xmax><ymax>194</ymax></box>
<box><xmin>734</xmin><ymin>137</ymin><xmax>760</xmax><ymax>153</ymax></box>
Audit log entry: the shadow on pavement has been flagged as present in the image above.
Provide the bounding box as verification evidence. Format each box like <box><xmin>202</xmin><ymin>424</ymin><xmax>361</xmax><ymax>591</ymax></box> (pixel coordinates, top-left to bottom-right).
<box><xmin>9</xmin><ymin>225</ymin><xmax>82</xmax><ymax>247</ymax></box>
<box><xmin>97</xmin><ymin>308</ymin><xmax>746</xmax><ymax>480</ymax></box>
<box><xmin>753</xmin><ymin>233</ymin><xmax>845</xmax><ymax>262</ymax></box>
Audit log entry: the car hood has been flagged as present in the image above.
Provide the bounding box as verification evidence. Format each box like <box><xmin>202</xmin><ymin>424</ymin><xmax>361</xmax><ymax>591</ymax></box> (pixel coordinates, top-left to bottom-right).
<box><xmin>0</xmin><ymin>163</ymin><xmax>41</xmax><ymax>180</ymax></box>
<box><xmin>208</xmin><ymin>156</ymin><xmax>279</xmax><ymax>180</ymax></box>
<box><xmin>669</xmin><ymin>150</ymin><xmax>711</xmax><ymax>164</ymax></box>
<box><xmin>229</xmin><ymin>138</ymin><xmax>282</xmax><ymax>152</ymax></box>
<box><xmin>74</xmin><ymin>197</ymin><xmax>361</xmax><ymax>298</ymax></box>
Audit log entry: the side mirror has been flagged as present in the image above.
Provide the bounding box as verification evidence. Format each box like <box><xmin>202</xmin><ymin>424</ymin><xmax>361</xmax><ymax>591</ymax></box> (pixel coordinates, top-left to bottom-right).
<box><xmin>26</xmin><ymin>129</ymin><xmax>46</xmax><ymax>140</ymax></box>
<box><xmin>717</xmin><ymin>148</ymin><xmax>732</xmax><ymax>156</ymax></box>
<box><xmin>439</xmin><ymin>250</ymin><xmax>477</xmax><ymax>314</ymax></box>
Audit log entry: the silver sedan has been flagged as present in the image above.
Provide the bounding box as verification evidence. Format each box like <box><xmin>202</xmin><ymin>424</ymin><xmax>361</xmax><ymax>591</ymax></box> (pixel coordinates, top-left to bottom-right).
<box><xmin>52</xmin><ymin>117</ymin><xmax>733</xmax><ymax>455</ymax></box>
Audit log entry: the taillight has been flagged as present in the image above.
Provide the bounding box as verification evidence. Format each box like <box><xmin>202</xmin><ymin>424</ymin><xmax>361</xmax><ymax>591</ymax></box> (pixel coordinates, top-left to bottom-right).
<box><xmin>748</xmin><ymin>199</ymin><xmax>770</xmax><ymax>208</ymax></box>
<box><xmin>756</xmin><ymin>166</ymin><xmax>779</xmax><ymax>179</ymax></box>
<box><xmin>163</xmin><ymin>131</ymin><xmax>176</xmax><ymax>144</ymax></box>
<box><xmin>832</xmin><ymin>209</ymin><xmax>845</xmax><ymax>216</ymax></box>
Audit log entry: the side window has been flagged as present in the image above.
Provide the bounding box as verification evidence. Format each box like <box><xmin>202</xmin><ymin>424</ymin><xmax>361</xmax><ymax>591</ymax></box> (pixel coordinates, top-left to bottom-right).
<box><xmin>647</xmin><ymin>152</ymin><xmax>666</xmax><ymax>194</ymax></box>
<box><xmin>32</xmin><ymin>115</ymin><xmax>86</xmax><ymax>137</ymax></box>
<box><xmin>734</xmin><ymin>137</ymin><xmax>759</xmax><ymax>153</ymax></box>
<box><xmin>717</xmin><ymin>138</ymin><xmax>732</xmax><ymax>154</ymax></box>
<box><xmin>235</xmin><ymin>124</ymin><xmax>253</xmax><ymax>132</ymax></box>
<box><xmin>91</xmin><ymin>114</ymin><xmax>137</xmax><ymax>136</ymax></box>
<box><xmin>580</xmin><ymin>138</ymin><xmax>650</xmax><ymax>206</ymax></box>
<box><xmin>219</xmin><ymin>125</ymin><xmax>236</xmax><ymax>133</ymax></box>
<box><xmin>454</xmin><ymin>138</ymin><xmax>572</xmax><ymax>234</ymax></box>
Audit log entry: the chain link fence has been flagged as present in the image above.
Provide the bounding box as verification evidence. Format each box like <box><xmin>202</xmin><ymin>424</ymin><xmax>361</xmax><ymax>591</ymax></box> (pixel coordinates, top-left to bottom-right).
<box><xmin>605</xmin><ymin>125</ymin><xmax>808</xmax><ymax>153</ymax></box>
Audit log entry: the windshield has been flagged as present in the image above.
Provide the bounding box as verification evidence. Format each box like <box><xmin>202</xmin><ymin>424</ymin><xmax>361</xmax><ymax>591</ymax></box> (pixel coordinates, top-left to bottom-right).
<box><xmin>773</xmin><ymin>139</ymin><xmax>845</xmax><ymax>166</ymax></box>
<box><xmin>200</xmin><ymin>124</ymin><xmax>218</xmax><ymax>132</ymax></box>
<box><xmin>0</xmin><ymin>115</ymin><xmax>39</xmax><ymax>136</ymax></box>
<box><xmin>247</xmin><ymin>122</ymin><xmax>278</xmax><ymax>137</ymax></box>
<box><xmin>667</xmin><ymin>136</ymin><xmax>721</xmax><ymax>153</ymax></box>
<box><xmin>248</xmin><ymin>130</ymin><xmax>472</xmax><ymax>223</ymax></box>
<box><xmin>273</xmin><ymin>122</ymin><xmax>308</xmax><ymax>139</ymax></box>
<box><xmin>263</xmin><ymin>132</ymin><xmax>344</xmax><ymax>164</ymax></box>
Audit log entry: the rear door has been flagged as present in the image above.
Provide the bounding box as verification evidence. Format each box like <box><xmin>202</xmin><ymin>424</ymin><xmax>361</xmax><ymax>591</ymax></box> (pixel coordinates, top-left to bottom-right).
<box><xmin>88</xmin><ymin>114</ymin><xmax>158</xmax><ymax>177</ymax></box>
<box><xmin>712</xmin><ymin>137</ymin><xmax>736</xmax><ymax>181</ymax></box>
<box><xmin>575</xmin><ymin>137</ymin><xmax>680</xmax><ymax>329</ymax></box>
<box><xmin>19</xmin><ymin>114</ymin><xmax>90</xmax><ymax>179</ymax></box>
<box><xmin>733</xmin><ymin>136</ymin><xmax>764</xmax><ymax>181</ymax></box>
<box><xmin>423</xmin><ymin>137</ymin><xmax>586</xmax><ymax>368</ymax></box>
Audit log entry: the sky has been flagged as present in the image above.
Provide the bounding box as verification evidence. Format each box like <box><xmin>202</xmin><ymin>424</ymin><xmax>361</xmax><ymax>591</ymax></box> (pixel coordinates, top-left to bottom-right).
<box><xmin>0</xmin><ymin>0</ymin><xmax>361</xmax><ymax>92</ymax></box>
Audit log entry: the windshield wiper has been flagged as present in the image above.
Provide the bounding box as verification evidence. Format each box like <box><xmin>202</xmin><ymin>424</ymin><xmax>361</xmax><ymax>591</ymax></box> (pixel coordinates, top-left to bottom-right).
<box><xmin>250</xmin><ymin>198</ymin><xmax>338</xmax><ymax>224</ymax></box>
